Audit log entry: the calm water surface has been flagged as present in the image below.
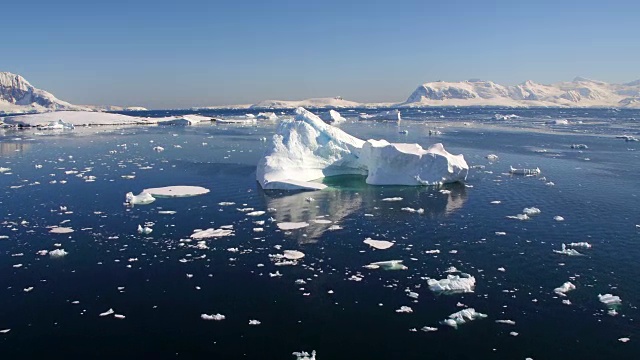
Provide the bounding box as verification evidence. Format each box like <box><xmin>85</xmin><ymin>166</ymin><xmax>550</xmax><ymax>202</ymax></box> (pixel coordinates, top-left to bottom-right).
<box><xmin>0</xmin><ymin>108</ymin><xmax>639</xmax><ymax>359</ymax></box>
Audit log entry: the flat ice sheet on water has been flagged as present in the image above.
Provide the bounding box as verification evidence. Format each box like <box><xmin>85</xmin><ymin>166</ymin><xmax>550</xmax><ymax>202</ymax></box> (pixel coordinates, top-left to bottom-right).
<box><xmin>363</xmin><ymin>238</ymin><xmax>394</xmax><ymax>250</ymax></box>
<box><xmin>143</xmin><ymin>186</ymin><xmax>210</xmax><ymax>197</ymax></box>
<box><xmin>191</xmin><ymin>228</ymin><xmax>234</xmax><ymax>239</ymax></box>
<box><xmin>256</xmin><ymin>108</ymin><xmax>468</xmax><ymax>190</ymax></box>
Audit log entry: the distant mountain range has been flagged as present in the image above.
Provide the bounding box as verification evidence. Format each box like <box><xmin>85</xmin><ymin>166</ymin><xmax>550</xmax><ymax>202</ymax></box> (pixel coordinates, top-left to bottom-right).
<box><xmin>0</xmin><ymin>72</ymin><xmax>147</xmax><ymax>114</ymax></box>
<box><xmin>2</xmin><ymin>71</ymin><xmax>640</xmax><ymax>113</ymax></box>
<box><xmin>402</xmin><ymin>77</ymin><xmax>640</xmax><ymax>108</ymax></box>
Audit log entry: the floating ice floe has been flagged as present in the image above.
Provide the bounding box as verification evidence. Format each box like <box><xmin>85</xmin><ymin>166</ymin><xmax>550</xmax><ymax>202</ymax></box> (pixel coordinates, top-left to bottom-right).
<box><xmin>506</xmin><ymin>214</ymin><xmax>529</xmax><ymax>221</ymax></box>
<box><xmin>365</xmin><ymin>260</ymin><xmax>407</xmax><ymax>270</ymax></box>
<box><xmin>125</xmin><ymin>191</ymin><xmax>156</xmax><ymax>205</ymax></box>
<box><xmin>382</xmin><ymin>197</ymin><xmax>403</xmax><ymax>202</ymax></box>
<box><xmin>495</xmin><ymin>320</ymin><xmax>516</xmax><ymax>325</ymax></box>
<box><xmin>568</xmin><ymin>242</ymin><xmax>591</xmax><ymax>248</ymax></box>
<box><xmin>256</xmin><ymin>108</ymin><xmax>467</xmax><ymax>190</ymax></box>
<box><xmin>401</xmin><ymin>207</ymin><xmax>424</xmax><ymax>214</ymax></box>
<box><xmin>486</xmin><ymin>154</ymin><xmax>499</xmax><ymax>161</ymax></box>
<box><xmin>619</xmin><ymin>337</ymin><xmax>630</xmax><ymax>343</ymax></box>
<box><xmin>554</xmin><ymin>216</ymin><xmax>565</xmax><ymax>221</ymax></box>
<box><xmin>363</xmin><ymin>238</ymin><xmax>394</xmax><ymax>250</ymax></box>
<box><xmin>554</xmin><ymin>282</ymin><xmax>576</xmax><ymax>296</ymax></box>
<box><xmin>509</xmin><ymin>166</ymin><xmax>541</xmax><ymax>175</ymax></box>
<box><xmin>292</xmin><ymin>351</ymin><xmax>316</xmax><ymax>360</ymax></box>
<box><xmin>37</xmin><ymin>119</ymin><xmax>75</xmax><ymax>130</ymax></box>
<box><xmin>277</xmin><ymin>222</ymin><xmax>310</xmax><ymax>230</ymax></box>
<box><xmin>137</xmin><ymin>225</ymin><xmax>153</xmax><ymax>234</ymax></box>
<box><xmin>248</xmin><ymin>319</ymin><xmax>261</xmax><ymax>325</ymax></box>
<box><xmin>49</xmin><ymin>249</ymin><xmax>68</xmax><ymax>258</ymax></box>
<box><xmin>0</xmin><ymin>167</ymin><xmax>11</xmax><ymax>173</ymax></box>
<box><xmin>571</xmin><ymin>144</ymin><xmax>588</xmax><ymax>149</ymax></box>
<box><xmin>201</xmin><ymin>313</ymin><xmax>226</xmax><ymax>321</ymax></box>
<box><xmin>395</xmin><ymin>306</ymin><xmax>413</xmax><ymax>313</ymax></box>
<box><xmin>143</xmin><ymin>186</ymin><xmax>210</xmax><ymax>197</ymax></box>
<box><xmin>553</xmin><ymin>244</ymin><xmax>583</xmax><ymax>256</ymax></box>
<box><xmin>49</xmin><ymin>227</ymin><xmax>74</xmax><ymax>234</ymax></box>
<box><xmin>283</xmin><ymin>250</ymin><xmax>305</xmax><ymax>260</ymax></box>
<box><xmin>190</xmin><ymin>228</ymin><xmax>234</xmax><ymax>239</ymax></box>
<box><xmin>427</xmin><ymin>273</ymin><xmax>475</xmax><ymax>294</ymax></box>
<box><xmin>0</xmin><ymin>329</ymin><xmax>10</xmax><ymax>334</ymax></box>
<box><xmin>256</xmin><ymin>112</ymin><xmax>278</xmax><ymax>121</ymax></box>
<box><xmin>441</xmin><ymin>308</ymin><xmax>487</xmax><ymax>329</ymax></box>
<box><xmin>99</xmin><ymin>308</ymin><xmax>115</xmax><ymax>317</ymax></box>
<box><xmin>598</xmin><ymin>294</ymin><xmax>622</xmax><ymax>306</ymax></box>
<box><xmin>522</xmin><ymin>207</ymin><xmax>541</xmax><ymax>216</ymax></box>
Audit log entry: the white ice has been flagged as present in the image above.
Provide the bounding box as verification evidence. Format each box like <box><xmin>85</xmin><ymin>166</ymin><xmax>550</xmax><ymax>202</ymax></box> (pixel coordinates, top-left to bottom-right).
<box><xmin>201</xmin><ymin>313</ymin><xmax>226</xmax><ymax>321</ymax></box>
<box><xmin>125</xmin><ymin>191</ymin><xmax>156</xmax><ymax>205</ymax></box>
<box><xmin>256</xmin><ymin>108</ymin><xmax>467</xmax><ymax>190</ymax></box>
<box><xmin>554</xmin><ymin>282</ymin><xmax>576</xmax><ymax>296</ymax></box>
<box><xmin>441</xmin><ymin>308</ymin><xmax>487</xmax><ymax>329</ymax></box>
<box><xmin>427</xmin><ymin>273</ymin><xmax>476</xmax><ymax>294</ymax></box>
<box><xmin>143</xmin><ymin>186</ymin><xmax>210</xmax><ymax>197</ymax></box>
<box><xmin>190</xmin><ymin>228</ymin><xmax>234</xmax><ymax>239</ymax></box>
<box><xmin>321</xmin><ymin>109</ymin><xmax>346</xmax><ymax>124</ymax></box>
<box><xmin>363</xmin><ymin>238</ymin><xmax>394</xmax><ymax>250</ymax></box>
<box><xmin>49</xmin><ymin>249</ymin><xmax>68</xmax><ymax>257</ymax></box>
<box><xmin>277</xmin><ymin>222</ymin><xmax>310</xmax><ymax>230</ymax></box>
<box><xmin>598</xmin><ymin>294</ymin><xmax>622</xmax><ymax>306</ymax></box>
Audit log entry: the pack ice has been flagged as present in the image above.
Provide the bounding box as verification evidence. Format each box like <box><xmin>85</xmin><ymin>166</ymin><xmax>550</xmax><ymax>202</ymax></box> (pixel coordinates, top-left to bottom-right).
<box><xmin>256</xmin><ymin>107</ymin><xmax>468</xmax><ymax>190</ymax></box>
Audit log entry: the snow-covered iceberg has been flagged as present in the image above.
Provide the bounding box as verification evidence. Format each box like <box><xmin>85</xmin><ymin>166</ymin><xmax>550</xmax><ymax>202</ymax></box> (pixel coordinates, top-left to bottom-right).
<box><xmin>321</xmin><ymin>110</ymin><xmax>346</xmax><ymax>124</ymax></box>
<box><xmin>256</xmin><ymin>108</ymin><xmax>468</xmax><ymax>190</ymax></box>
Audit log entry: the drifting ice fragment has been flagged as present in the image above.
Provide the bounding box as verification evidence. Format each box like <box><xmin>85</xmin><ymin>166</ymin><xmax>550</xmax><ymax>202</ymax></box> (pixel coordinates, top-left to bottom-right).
<box><xmin>495</xmin><ymin>320</ymin><xmax>516</xmax><ymax>325</ymax></box>
<box><xmin>283</xmin><ymin>250</ymin><xmax>305</xmax><ymax>260</ymax></box>
<box><xmin>248</xmin><ymin>319</ymin><xmax>261</xmax><ymax>325</ymax></box>
<box><xmin>598</xmin><ymin>294</ymin><xmax>622</xmax><ymax>306</ymax></box>
<box><xmin>367</xmin><ymin>260</ymin><xmax>407</xmax><ymax>270</ymax></box>
<box><xmin>486</xmin><ymin>154</ymin><xmax>499</xmax><ymax>161</ymax></box>
<box><xmin>395</xmin><ymin>306</ymin><xmax>413</xmax><ymax>313</ymax></box>
<box><xmin>99</xmin><ymin>308</ymin><xmax>115</xmax><ymax>317</ymax></box>
<box><xmin>554</xmin><ymin>216</ymin><xmax>565</xmax><ymax>221</ymax></box>
<box><xmin>554</xmin><ymin>282</ymin><xmax>576</xmax><ymax>296</ymax></box>
<box><xmin>201</xmin><ymin>313</ymin><xmax>226</xmax><ymax>321</ymax></box>
<box><xmin>427</xmin><ymin>273</ymin><xmax>476</xmax><ymax>294</ymax></box>
<box><xmin>292</xmin><ymin>351</ymin><xmax>316</xmax><ymax>360</ymax></box>
<box><xmin>568</xmin><ymin>242</ymin><xmax>591</xmax><ymax>248</ymax></box>
<box><xmin>125</xmin><ymin>191</ymin><xmax>156</xmax><ymax>205</ymax></box>
<box><xmin>401</xmin><ymin>207</ymin><xmax>424</xmax><ymax>214</ymax></box>
<box><xmin>143</xmin><ymin>186</ymin><xmax>210</xmax><ymax>197</ymax></box>
<box><xmin>137</xmin><ymin>225</ymin><xmax>153</xmax><ymax>234</ymax></box>
<box><xmin>363</xmin><ymin>238</ymin><xmax>394</xmax><ymax>250</ymax></box>
<box><xmin>553</xmin><ymin>244</ymin><xmax>582</xmax><ymax>256</ymax></box>
<box><xmin>321</xmin><ymin>109</ymin><xmax>346</xmax><ymax>124</ymax></box>
<box><xmin>382</xmin><ymin>197</ymin><xmax>403</xmax><ymax>202</ymax></box>
<box><xmin>190</xmin><ymin>228</ymin><xmax>234</xmax><ymax>239</ymax></box>
<box><xmin>277</xmin><ymin>222</ymin><xmax>309</xmax><ymax>230</ymax></box>
<box><xmin>441</xmin><ymin>308</ymin><xmax>487</xmax><ymax>329</ymax></box>
<box><xmin>49</xmin><ymin>227</ymin><xmax>74</xmax><ymax>234</ymax></box>
<box><xmin>509</xmin><ymin>167</ymin><xmax>541</xmax><ymax>175</ymax></box>
<box><xmin>522</xmin><ymin>207</ymin><xmax>541</xmax><ymax>216</ymax></box>
<box><xmin>49</xmin><ymin>249</ymin><xmax>68</xmax><ymax>258</ymax></box>
<box><xmin>506</xmin><ymin>214</ymin><xmax>529</xmax><ymax>221</ymax></box>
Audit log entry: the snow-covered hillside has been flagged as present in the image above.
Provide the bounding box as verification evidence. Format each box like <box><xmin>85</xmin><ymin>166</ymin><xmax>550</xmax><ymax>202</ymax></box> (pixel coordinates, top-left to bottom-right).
<box><xmin>250</xmin><ymin>97</ymin><xmax>363</xmax><ymax>109</ymax></box>
<box><xmin>403</xmin><ymin>77</ymin><xmax>640</xmax><ymax>108</ymax></box>
<box><xmin>0</xmin><ymin>72</ymin><xmax>90</xmax><ymax>114</ymax></box>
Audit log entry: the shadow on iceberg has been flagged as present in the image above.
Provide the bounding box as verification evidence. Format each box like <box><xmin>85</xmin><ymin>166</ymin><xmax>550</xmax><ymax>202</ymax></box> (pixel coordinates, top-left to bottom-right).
<box><xmin>260</xmin><ymin>177</ymin><xmax>467</xmax><ymax>243</ymax></box>
<box><xmin>256</xmin><ymin>107</ymin><xmax>468</xmax><ymax>190</ymax></box>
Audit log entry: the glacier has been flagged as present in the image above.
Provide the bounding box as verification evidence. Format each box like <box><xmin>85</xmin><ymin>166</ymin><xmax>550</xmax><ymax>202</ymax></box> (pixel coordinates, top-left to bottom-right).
<box><xmin>256</xmin><ymin>107</ymin><xmax>468</xmax><ymax>190</ymax></box>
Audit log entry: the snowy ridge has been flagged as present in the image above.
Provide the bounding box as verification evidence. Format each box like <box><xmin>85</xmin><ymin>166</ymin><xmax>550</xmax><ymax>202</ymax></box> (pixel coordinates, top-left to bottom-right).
<box><xmin>0</xmin><ymin>72</ymin><xmax>90</xmax><ymax>114</ymax></box>
<box><xmin>403</xmin><ymin>77</ymin><xmax>640</xmax><ymax>108</ymax></box>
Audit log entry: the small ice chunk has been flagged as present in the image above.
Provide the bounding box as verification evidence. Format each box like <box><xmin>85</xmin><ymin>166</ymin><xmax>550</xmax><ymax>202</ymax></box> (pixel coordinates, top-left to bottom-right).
<box><xmin>367</xmin><ymin>260</ymin><xmax>407</xmax><ymax>270</ymax></box>
<box><xmin>427</xmin><ymin>273</ymin><xmax>475</xmax><ymax>294</ymax></box>
<box><xmin>490</xmin><ymin>200</ymin><xmax>502</xmax><ymax>204</ymax></box>
<box><xmin>201</xmin><ymin>313</ymin><xmax>226</xmax><ymax>321</ymax></box>
<box><xmin>619</xmin><ymin>337</ymin><xmax>630</xmax><ymax>343</ymax></box>
<box><xmin>522</xmin><ymin>207</ymin><xmax>541</xmax><ymax>216</ymax></box>
<box><xmin>363</xmin><ymin>238</ymin><xmax>394</xmax><ymax>250</ymax></box>
<box><xmin>554</xmin><ymin>282</ymin><xmax>576</xmax><ymax>296</ymax></box>
<box><xmin>190</xmin><ymin>228</ymin><xmax>234</xmax><ymax>239</ymax></box>
<box><xmin>598</xmin><ymin>294</ymin><xmax>622</xmax><ymax>306</ymax></box>
<box><xmin>137</xmin><ymin>225</ymin><xmax>153</xmax><ymax>234</ymax></box>
<box><xmin>509</xmin><ymin>166</ymin><xmax>541</xmax><ymax>175</ymax></box>
<box><xmin>401</xmin><ymin>207</ymin><xmax>425</xmax><ymax>214</ymax></box>
<box><xmin>441</xmin><ymin>308</ymin><xmax>487</xmax><ymax>329</ymax></box>
<box><xmin>49</xmin><ymin>249</ymin><xmax>68</xmax><ymax>258</ymax></box>
<box><xmin>292</xmin><ymin>351</ymin><xmax>316</xmax><ymax>360</ymax></box>
<box><xmin>99</xmin><ymin>308</ymin><xmax>115</xmax><ymax>317</ymax></box>
<box><xmin>283</xmin><ymin>250</ymin><xmax>305</xmax><ymax>260</ymax></box>
<box><xmin>125</xmin><ymin>191</ymin><xmax>156</xmax><ymax>205</ymax></box>
<box><xmin>554</xmin><ymin>216</ymin><xmax>565</xmax><ymax>221</ymax></box>
<box><xmin>382</xmin><ymin>197</ymin><xmax>403</xmax><ymax>202</ymax></box>
<box><xmin>248</xmin><ymin>319</ymin><xmax>261</xmax><ymax>325</ymax></box>
<box><xmin>486</xmin><ymin>154</ymin><xmax>499</xmax><ymax>161</ymax></box>
<box><xmin>49</xmin><ymin>227</ymin><xmax>74</xmax><ymax>234</ymax></box>
<box><xmin>246</xmin><ymin>211</ymin><xmax>266</xmax><ymax>217</ymax></box>
<box><xmin>568</xmin><ymin>242</ymin><xmax>591</xmax><ymax>248</ymax></box>
<box><xmin>495</xmin><ymin>320</ymin><xmax>516</xmax><ymax>325</ymax></box>
<box><xmin>0</xmin><ymin>329</ymin><xmax>10</xmax><ymax>334</ymax></box>
<box><xmin>421</xmin><ymin>326</ymin><xmax>438</xmax><ymax>332</ymax></box>
<box><xmin>395</xmin><ymin>306</ymin><xmax>413</xmax><ymax>313</ymax></box>
<box><xmin>506</xmin><ymin>214</ymin><xmax>529</xmax><ymax>221</ymax></box>
<box><xmin>277</xmin><ymin>222</ymin><xmax>309</xmax><ymax>230</ymax></box>
<box><xmin>553</xmin><ymin>244</ymin><xmax>582</xmax><ymax>256</ymax></box>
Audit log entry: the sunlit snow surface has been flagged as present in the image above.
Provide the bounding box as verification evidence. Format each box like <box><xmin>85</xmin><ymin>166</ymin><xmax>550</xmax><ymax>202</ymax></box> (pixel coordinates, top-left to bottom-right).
<box><xmin>0</xmin><ymin>107</ymin><xmax>639</xmax><ymax>359</ymax></box>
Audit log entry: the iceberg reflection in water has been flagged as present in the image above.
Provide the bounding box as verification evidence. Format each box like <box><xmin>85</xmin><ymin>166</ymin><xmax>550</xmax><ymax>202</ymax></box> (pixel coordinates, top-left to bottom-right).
<box><xmin>261</xmin><ymin>175</ymin><xmax>467</xmax><ymax>243</ymax></box>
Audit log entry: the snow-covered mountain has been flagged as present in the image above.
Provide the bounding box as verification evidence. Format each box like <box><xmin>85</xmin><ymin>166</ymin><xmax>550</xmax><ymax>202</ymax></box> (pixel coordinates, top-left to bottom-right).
<box><xmin>0</xmin><ymin>72</ymin><xmax>90</xmax><ymax>114</ymax></box>
<box><xmin>402</xmin><ymin>77</ymin><xmax>640</xmax><ymax>108</ymax></box>
<box><xmin>249</xmin><ymin>97</ymin><xmax>364</xmax><ymax>109</ymax></box>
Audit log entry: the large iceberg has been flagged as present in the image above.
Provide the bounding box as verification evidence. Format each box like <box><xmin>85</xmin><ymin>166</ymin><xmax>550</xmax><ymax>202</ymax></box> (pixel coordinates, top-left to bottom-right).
<box><xmin>256</xmin><ymin>107</ymin><xmax>468</xmax><ymax>190</ymax></box>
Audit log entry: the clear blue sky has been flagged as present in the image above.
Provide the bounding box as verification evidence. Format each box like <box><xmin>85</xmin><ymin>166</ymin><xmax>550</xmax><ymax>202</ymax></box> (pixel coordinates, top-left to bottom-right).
<box><xmin>3</xmin><ymin>0</ymin><xmax>639</xmax><ymax>108</ymax></box>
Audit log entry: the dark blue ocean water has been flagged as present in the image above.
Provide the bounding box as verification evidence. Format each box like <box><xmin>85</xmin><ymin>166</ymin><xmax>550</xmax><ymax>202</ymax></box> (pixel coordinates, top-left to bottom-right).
<box><xmin>1</xmin><ymin>107</ymin><xmax>639</xmax><ymax>359</ymax></box>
